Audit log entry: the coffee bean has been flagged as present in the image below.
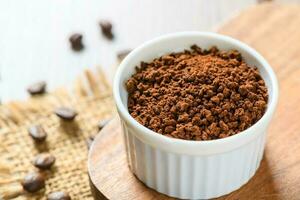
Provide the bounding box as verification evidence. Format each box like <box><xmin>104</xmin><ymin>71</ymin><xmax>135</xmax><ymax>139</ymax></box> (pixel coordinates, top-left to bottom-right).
<box><xmin>86</xmin><ymin>136</ymin><xmax>94</xmax><ymax>149</ymax></box>
<box><xmin>33</xmin><ymin>153</ymin><xmax>56</xmax><ymax>170</ymax></box>
<box><xmin>69</xmin><ymin>33</ymin><xmax>84</xmax><ymax>51</ymax></box>
<box><xmin>27</xmin><ymin>81</ymin><xmax>46</xmax><ymax>95</ymax></box>
<box><xmin>22</xmin><ymin>172</ymin><xmax>45</xmax><ymax>193</ymax></box>
<box><xmin>28</xmin><ymin>125</ymin><xmax>47</xmax><ymax>142</ymax></box>
<box><xmin>99</xmin><ymin>20</ymin><xmax>114</xmax><ymax>40</ymax></box>
<box><xmin>47</xmin><ymin>191</ymin><xmax>71</xmax><ymax>200</ymax></box>
<box><xmin>55</xmin><ymin>107</ymin><xmax>77</xmax><ymax>121</ymax></box>
<box><xmin>98</xmin><ymin>118</ymin><xmax>111</xmax><ymax>131</ymax></box>
<box><xmin>117</xmin><ymin>49</ymin><xmax>131</xmax><ymax>62</ymax></box>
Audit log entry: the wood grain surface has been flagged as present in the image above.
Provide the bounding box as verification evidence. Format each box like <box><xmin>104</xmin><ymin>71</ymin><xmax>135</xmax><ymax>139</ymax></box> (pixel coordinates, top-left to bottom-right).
<box><xmin>88</xmin><ymin>118</ymin><xmax>174</xmax><ymax>200</ymax></box>
<box><xmin>88</xmin><ymin>3</ymin><xmax>300</xmax><ymax>200</ymax></box>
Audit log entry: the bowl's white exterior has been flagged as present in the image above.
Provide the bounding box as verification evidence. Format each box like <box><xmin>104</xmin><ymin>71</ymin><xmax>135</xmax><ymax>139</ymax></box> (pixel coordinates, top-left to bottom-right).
<box><xmin>113</xmin><ymin>32</ymin><xmax>278</xmax><ymax>199</ymax></box>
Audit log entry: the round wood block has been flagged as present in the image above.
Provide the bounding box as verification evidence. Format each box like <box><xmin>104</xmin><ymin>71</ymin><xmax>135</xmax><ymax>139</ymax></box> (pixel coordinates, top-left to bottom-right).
<box><xmin>89</xmin><ymin>3</ymin><xmax>300</xmax><ymax>199</ymax></box>
<box><xmin>88</xmin><ymin>117</ymin><xmax>173</xmax><ymax>200</ymax></box>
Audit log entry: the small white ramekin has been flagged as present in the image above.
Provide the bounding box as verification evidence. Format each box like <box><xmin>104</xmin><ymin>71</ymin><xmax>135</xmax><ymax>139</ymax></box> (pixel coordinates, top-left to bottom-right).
<box><xmin>113</xmin><ymin>32</ymin><xmax>278</xmax><ymax>199</ymax></box>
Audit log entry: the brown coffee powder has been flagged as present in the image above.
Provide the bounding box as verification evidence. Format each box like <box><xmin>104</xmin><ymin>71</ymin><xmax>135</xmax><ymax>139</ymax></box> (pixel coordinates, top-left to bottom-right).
<box><xmin>126</xmin><ymin>45</ymin><xmax>268</xmax><ymax>140</ymax></box>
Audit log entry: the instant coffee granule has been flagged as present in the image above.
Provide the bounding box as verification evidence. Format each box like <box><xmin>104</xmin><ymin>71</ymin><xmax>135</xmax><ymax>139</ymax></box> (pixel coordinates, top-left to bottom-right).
<box><xmin>126</xmin><ymin>45</ymin><xmax>268</xmax><ymax>140</ymax></box>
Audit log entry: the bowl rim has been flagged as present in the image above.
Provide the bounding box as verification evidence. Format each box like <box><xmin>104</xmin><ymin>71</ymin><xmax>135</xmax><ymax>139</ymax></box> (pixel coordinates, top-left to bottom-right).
<box><xmin>113</xmin><ymin>31</ymin><xmax>278</xmax><ymax>151</ymax></box>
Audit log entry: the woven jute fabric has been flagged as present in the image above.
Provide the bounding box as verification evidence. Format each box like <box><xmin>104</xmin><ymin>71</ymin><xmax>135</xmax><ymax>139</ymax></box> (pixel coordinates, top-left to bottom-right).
<box><xmin>0</xmin><ymin>69</ymin><xmax>115</xmax><ymax>200</ymax></box>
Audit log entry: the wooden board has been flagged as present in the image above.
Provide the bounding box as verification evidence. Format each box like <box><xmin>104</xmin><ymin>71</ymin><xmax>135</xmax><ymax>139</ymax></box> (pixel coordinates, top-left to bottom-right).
<box><xmin>88</xmin><ymin>117</ymin><xmax>174</xmax><ymax>200</ymax></box>
<box><xmin>88</xmin><ymin>3</ymin><xmax>300</xmax><ymax>199</ymax></box>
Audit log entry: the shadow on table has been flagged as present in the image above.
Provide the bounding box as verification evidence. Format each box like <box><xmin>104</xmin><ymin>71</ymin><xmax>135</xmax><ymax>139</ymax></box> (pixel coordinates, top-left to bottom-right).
<box><xmin>59</xmin><ymin>120</ymin><xmax>81</xmax><ymax>136</ymax></box>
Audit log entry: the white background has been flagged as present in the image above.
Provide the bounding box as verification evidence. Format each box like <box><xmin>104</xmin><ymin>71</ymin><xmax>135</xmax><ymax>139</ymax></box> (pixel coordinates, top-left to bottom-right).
<box><xmin>0</xmin><ymin>0</ymin><xmax>296</xmax><ymax>102</ymax></box>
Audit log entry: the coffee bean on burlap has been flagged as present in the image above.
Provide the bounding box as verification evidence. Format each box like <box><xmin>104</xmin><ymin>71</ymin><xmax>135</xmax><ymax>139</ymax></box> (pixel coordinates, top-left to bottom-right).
<box><xmin>47</xmin><ymin>191</ymin><xmax>71</xmax><ymax>200</ymax></box>
<box><xmin>22</xmin><ymin>172</ymin><xmax>45</xmax><ymax>193</ymax></box>
<box><xmin>33</xmin><ymin>153</ymin><xmax>56</xmax><ymax>170</ymax></box>
<box><xmin>55</xmin><ymin>107</ymin><xmax>77</xmax><ymax>121</ymax></box>
<box><xmin>28</xmin><ymin>125</ymin><xmax>47</xmax><ymax>142</ymax></box>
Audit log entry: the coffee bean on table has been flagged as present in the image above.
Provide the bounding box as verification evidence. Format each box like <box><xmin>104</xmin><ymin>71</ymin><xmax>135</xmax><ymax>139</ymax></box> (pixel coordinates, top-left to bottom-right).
<box><xmin>47</xmin><ymin>191</ymin><xmax>71</xmax><ymax>200</ymax></box>
<box><xmin>28</xmin><ymin>125</ymin><xmax>47</xmax><ymax>142</ymax></box>
<box><xmin>22</xmin><ymin>172</ymin><xmax>45</xmax><ymax>193</ymax></box>
<box><xmin>97</xmin><ymin>118</ymin><xmax>111</xmax><ymax>131</ymax></box>
<box><xmin>117</xmin><ymin>49</ymin><xmax>131</xmax><ymax>62</ymax></box>
<box><xmin>55</xmin><ymin>107</ymin><xmax>77</xmax><ymax>121</ymax></box>
<box><xmin>69</xmin><ymin>33</ymin><xmax>84</xmax><ymax>51</ymax></box>
<box><xmin>27</xmin><ymin>81</ymin><xmax>46</xmax><ymax>95</ymax></box>
<box><xmin>33</xmin><ymin>153</ymin><xmax>56</xmax><ymax>170</ymax></box>
<box><xmin>99</xmin><ymin>20</ymin><xmax>114</xmax><ymax>40</ymax></box>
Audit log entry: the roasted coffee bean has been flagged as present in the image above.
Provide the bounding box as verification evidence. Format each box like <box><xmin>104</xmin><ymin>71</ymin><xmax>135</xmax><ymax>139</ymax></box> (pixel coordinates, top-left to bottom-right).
<box><xmin>33</xmin><ymin>153</ymin><xmax>56</xmax><ymax>170</ymax></box>
<box><xmin>98</xmin><ymin>118</ymin><xmax>111</xmax><ymax>131</ymax></box>
<box><xmin>117</xmin><ymin>49</ymin><xmax>131</xmax><ymax>62</ymax></box>
<box><xmin>55</xmin><ymin>107</ymin><xmax>77</xmax><ymax>121</ymax></box>
<box><xmin>69</xmin><ymin>33</ymin><xmax>84</xmax><ymax>51</ymax></box>
<box><xmin>27</xmin><ymin>81</ymin><xmax>46</xmax><ymax>95</ymax></box>
<box><xmin>47</xmin><ymin>191</ymin><xmax>71</xmax><ymax>200</ymax></box>
<box><xmin>99</xmin><ymin>20</ymin><xmax>114</xmax><ymax>40</ymax></box>
<box><xmin>28</xmin><ymin>125</ymin><xmax>47</xmax><ymax>142</ymax></box>
<box><xmin>86</xmin><ymin>136</ymin><xmax>94</xmax><ymax>149</ymax></box>
<box><xmin>22</xmin><ymin>172</ymin><xmax>45</xmax><ymax>193</ymax></box>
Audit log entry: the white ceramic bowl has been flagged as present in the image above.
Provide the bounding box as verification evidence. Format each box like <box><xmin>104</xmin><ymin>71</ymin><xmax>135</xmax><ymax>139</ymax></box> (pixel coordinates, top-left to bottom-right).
<box><xmin>113</xmin><ymin>32</ymin><xmax>278</xmax><ymax>199</ymax></box>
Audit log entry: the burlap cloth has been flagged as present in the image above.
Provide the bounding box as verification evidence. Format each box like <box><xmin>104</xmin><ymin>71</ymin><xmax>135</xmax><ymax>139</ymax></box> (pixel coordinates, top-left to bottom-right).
<box><xmin>0</xmin><ymin>69</ymin><xmax>115</xmax><ymax>199</ymax></box>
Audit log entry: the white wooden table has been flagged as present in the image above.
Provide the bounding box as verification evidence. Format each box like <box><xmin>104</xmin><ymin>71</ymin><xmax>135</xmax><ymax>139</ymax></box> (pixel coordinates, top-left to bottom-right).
<box><xmin>0</xmin><ymin>0</ymin><xmax>292</xmax><ymax>102</ymax></box>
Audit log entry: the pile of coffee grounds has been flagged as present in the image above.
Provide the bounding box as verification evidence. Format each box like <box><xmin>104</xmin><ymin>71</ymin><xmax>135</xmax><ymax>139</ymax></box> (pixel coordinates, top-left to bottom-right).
<box><xmin>126</xmin><ymin>45</ymin><xmax>268</xmax><ymax>140</ymax></box>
